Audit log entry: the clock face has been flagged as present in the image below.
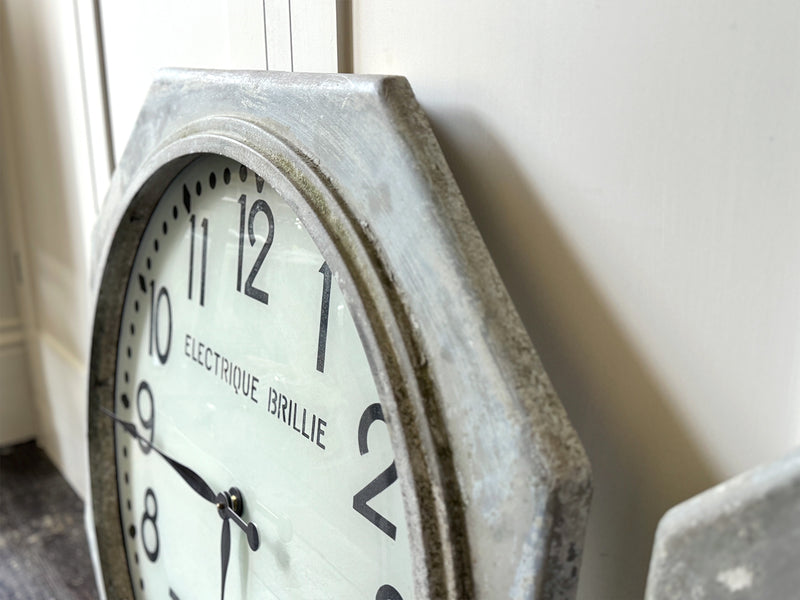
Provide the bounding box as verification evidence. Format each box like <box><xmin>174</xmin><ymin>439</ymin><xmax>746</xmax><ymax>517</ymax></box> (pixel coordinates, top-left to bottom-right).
<box><xmin>111</xmin><ymin>153</ymin><xmax>415</xmax><ymax>599</ymax></box>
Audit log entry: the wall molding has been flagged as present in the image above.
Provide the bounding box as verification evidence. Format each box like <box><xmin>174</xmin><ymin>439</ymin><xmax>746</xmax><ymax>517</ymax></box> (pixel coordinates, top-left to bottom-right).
<box><xmin>0</xmin><ymin>317</ymin><xmax>25</xmax><ymax>349</ymax></box>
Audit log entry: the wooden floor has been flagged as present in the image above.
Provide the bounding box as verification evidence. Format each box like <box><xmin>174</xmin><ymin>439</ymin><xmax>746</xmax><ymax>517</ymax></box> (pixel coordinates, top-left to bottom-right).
<box><xmin>0</xmin><ymin>441</ymin><xmax>99</xmax><ymax>600</ymax></box>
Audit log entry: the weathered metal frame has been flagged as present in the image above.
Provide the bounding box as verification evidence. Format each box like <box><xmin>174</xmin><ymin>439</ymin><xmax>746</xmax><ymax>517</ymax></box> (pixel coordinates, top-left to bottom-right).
<box><xmin>645</xmin><ymin>448</ymin><xmax>800</xmax><ymax>599</ymax></box>
<box><xmin>87</xmin><ymin>69</ymin><xmax>591</xmax><ymax>599</ymax></box>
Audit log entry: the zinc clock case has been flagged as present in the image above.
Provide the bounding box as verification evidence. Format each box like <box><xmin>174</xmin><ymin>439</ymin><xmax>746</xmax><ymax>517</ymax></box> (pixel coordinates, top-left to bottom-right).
<box><xmin>86</xmin><ymin>69</ymin><xmax>591</xmax><ymax>600</ymax></box>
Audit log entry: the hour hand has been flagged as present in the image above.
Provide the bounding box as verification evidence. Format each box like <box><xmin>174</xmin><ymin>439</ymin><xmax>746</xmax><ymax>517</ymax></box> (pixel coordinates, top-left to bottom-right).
<box><xmin>101</xmin><ymin>407</ymin><xmax>217</xmax><ymax>505</ymax></box>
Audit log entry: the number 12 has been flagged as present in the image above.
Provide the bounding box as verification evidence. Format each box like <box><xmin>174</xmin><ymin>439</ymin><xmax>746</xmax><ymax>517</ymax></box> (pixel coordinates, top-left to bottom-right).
<box><xmin>237</xmin><ymin>194</ymin><xmax>274</xmax><ymax>306</ymax></box>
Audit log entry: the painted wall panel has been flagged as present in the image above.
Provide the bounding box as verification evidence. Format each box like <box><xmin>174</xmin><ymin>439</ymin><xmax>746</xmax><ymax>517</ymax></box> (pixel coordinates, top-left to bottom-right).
<box><xmin>264</xmin><ymin>0</ymin><xmax>292</xmax><ymax>70</ymax></box>
<box><xmin>35</xmin><ymin>332</ymin><xmax>90</xmax><ymax>495</ymax></box>
<box><xmin>0</xmin><ymin>0</ymin><xmax>100</xmax><ymax>495</ymax></box>
<box><xmin>99</xmin><ymin>0</ymin><xmax>268</xmax><ymax>164</ymax></box>
<box><xmin>0</xmin><ymin>181</ymin><xmax>35</xmax><ymax>446</ymax></box>
<box><xmin>289</xmin><ymin>0</ymin><xmax>338</xmax><ymax>72</ymax></box>
<box><xmin>74</xmin><ymin>0</ymin><xmax>113</xmax><ymax>214</ymax></box>
<box><xmin>352</xmin><ymin>1</ymin><xmax>800</xmax><ymax>598</ymax></box>
<box><xmin>0</xmin><ymin>239</ymin><xmax>19</xmax><ymax>324</ymax></box>
<box><xmin>0</xmin><ymin>2</ymin><xmax>37</xmax><ymax>450</ymax></box>
<box><xmin>0</xmin><ymin>344</ymin><xmax>36</xmax><ymax>446</ymax></box>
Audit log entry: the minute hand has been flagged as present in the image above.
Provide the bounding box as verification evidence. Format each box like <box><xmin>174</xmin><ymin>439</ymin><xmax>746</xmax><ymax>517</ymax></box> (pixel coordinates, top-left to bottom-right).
<box><xmin>101</xmin><ymin>407</ymin><xmax>217</xmax><ymax>505</ymax></box>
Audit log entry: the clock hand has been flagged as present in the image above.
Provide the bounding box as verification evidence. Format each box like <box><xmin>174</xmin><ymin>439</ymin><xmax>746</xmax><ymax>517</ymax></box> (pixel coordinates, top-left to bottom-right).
<box><xmin>101</xmin><ymin>407</ymin><xmax>216</xmax><ymax>504</ymax></box>
<box><xmin>216</xmin><ymin>489</ymin><xmax>258</xmax><ymax>600</ymax></box>
<box><xmin>219</xmin><ymin>513</ymin><xmax>231</xmax><ymax>600</ymax></box>
<box><xmin>102</xmin><ymin>408</ymin><xmax>261</xmax><ymax>551</ymax></box>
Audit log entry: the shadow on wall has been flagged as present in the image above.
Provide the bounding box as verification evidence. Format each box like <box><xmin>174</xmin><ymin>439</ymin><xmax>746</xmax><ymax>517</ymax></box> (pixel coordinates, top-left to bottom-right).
<box><xmin>427</xmin><ymin>109</ymin><xmax>717</xmax><ymax>599</ymax></box>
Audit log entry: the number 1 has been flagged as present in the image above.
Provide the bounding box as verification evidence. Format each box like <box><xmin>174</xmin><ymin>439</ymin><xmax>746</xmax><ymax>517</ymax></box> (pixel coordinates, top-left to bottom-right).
<box><xmin>188</xmin><ymin>214</ymin><xmax>208</xmax><ymax>306</ymax></box>
<box><xmin>317</xmin><ymin>262</ymin><xmax>332</xmax><ymax>372</ymax></box>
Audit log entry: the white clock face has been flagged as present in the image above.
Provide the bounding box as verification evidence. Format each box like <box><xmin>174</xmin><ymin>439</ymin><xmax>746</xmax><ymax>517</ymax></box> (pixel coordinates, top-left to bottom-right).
<box><xmin>112</xmin><ymin>154</ymin><xmax>415</xmax><ymax>599</ymax></box>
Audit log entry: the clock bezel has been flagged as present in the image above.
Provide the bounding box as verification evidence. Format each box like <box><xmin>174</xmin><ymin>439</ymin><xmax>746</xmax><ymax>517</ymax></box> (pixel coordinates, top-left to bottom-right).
<box><xmin>87</xmin><ymin>69</ymin><xmax>592</xmax><ymax>600</ymax></box>
<box><xmin>89</xmin><ymin>128</ymin><xmax>466</xmax><ymax>599</ymax></box>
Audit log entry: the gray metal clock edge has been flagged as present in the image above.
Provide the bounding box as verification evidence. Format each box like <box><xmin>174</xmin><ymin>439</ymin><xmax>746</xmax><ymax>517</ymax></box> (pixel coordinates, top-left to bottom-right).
<box><xmin>87</xmin><ymin>68</ymin><xmax>591</xmax><ymax>599</ymax></box>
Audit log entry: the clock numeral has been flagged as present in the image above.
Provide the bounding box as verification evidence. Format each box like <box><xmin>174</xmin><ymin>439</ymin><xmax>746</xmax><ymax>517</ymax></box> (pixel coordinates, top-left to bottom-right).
<box><xmin>376</xmin><ymin>584</ymin><xmax>403</xmax><ymax>600</ymax></box>
<box><xmin>188</xmin><ymin>214</ymin><xmax>208</xmax><ymax>306</ymax></box>
<box><xmin>353</xmin><ymin>403</ymin><xmax>398</xmax><ymax>540</ymax></box>
<box><xmin>140</xmin><ymin>487</ymin><xmax>160</xmax><ymax>562</ymax></box>
<box><xmin>316</xmin><ymin>261</ymin><xmax>332</xmax><ymax>372</ymax></box>
<box><xmin>136</xmin><ymin>381</ymin><xmax>155</xmax><ymax>454</ymax></box>
<box><xmin>148</xmin><ymin>281</ymin><xmax>172</xmax><ymax>364</ymax></box>
<box><xmin>236</xmin><ymin>194</ymin><xmax>274</xmax><ymax>306</ymax></box>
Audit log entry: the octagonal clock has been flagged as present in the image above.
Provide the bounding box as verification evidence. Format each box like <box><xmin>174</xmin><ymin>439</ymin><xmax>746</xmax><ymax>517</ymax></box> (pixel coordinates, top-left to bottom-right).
<box><xmin>86</xmin><ymin>69</ymin><xmax>591</xmax><ymax>599</ymax></box>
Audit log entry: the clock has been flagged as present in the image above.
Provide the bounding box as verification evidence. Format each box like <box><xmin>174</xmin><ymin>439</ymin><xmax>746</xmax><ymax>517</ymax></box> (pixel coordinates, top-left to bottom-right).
<box><xmin>87</xmin><ymin>70</ymin><xmax>591</xmax><ymax>599</ymax></box>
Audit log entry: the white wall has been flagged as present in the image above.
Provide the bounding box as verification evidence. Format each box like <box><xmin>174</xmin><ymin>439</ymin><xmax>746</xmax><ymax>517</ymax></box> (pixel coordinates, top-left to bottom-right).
<box><xmin>350</xmin><ymin>2</ymin><xmax>800</xmax><ymax>598</ymax></box>
<box><xmin>3</xmin><ymin>1</ymin><xmax>800</xmax><ymax>599</ymax></box>
<box><xmin>0</xmin><ymin>29</ymin><xmax>36</xmax><ymax>445</ymax></box>
<box><xmin>0</xmin><ymin>193</ymin><xmax>36</xmax><ymax>445</ymax></box>
<box><xmin>98</xmin><ymin>0</ymin><xmax>338</xmax><ymax>165</ymax></box>
<box><xmin>98</xmin><ymin>0</ymin><xmax>267</xmax><ymax>165</ymax></box>
<box><xmin>0</xmin><ymin>0</ymin><xmax>104</xmax><ymax>494</ymax></box>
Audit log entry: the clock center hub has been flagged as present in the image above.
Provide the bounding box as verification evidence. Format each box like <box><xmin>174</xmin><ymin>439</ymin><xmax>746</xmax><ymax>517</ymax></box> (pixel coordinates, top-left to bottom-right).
<box><xmin>215</xmin><ymin>487</ymin><xmax>244</xmax><ymax>517</ymax></box>
<box><xmin>216</xmin><ymin>487</ymin><xmax>260</xmax><ymax>552</ymax></box>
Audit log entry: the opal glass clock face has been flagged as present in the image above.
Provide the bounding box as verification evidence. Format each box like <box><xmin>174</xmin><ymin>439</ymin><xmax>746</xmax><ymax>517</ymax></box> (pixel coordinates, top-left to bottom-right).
<box><xmin>112</xmin><ymin>154</ymin><xmax>415</xmax><ymax>599</ymax></box>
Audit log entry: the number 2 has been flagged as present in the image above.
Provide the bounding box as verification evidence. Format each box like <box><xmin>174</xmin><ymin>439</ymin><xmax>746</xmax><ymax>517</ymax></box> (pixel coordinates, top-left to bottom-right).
<box><xmin>353</xmin><ymin>403</ymin><xmax>398</xmax><ymax>540</ymax></box>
